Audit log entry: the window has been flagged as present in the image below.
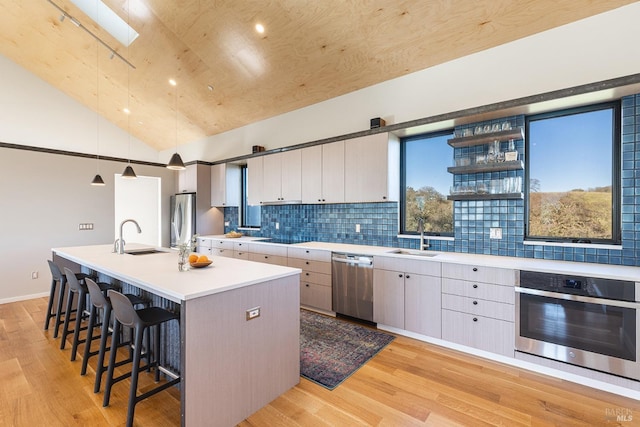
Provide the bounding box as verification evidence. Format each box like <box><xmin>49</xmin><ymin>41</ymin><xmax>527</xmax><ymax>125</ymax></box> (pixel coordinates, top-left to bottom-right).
<box><xmin>241</xmin><ymin>165</ymin><xmax>261</xmax><ymax>228</ymax></box>
<box><xmin>525</xmin><ymin>102</ymin><xmax>621</xmax><ymax>243</ymax></box>
<box><xmin>401</xmin><ymin>130</ymin><xmax>454</xmax><ymax>235</ymax></box>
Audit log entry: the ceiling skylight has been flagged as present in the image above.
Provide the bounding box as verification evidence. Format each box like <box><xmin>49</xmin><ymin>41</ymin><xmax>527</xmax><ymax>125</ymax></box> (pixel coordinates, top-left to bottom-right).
<box><xmin>69</xmin><ymin>0</ymin><xmax>139</xmax><ymax>47</ymax></box>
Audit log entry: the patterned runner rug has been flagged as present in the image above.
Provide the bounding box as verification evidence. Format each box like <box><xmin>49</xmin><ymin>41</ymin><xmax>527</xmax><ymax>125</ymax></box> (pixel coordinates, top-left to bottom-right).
<box><xmin>300</xmin><ymin>309</ymin><xmax>395</xmax><ymax>390</ymax></box>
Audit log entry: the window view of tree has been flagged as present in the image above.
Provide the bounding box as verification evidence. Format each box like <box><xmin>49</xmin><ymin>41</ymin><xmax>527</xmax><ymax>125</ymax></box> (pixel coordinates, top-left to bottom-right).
<box><xmin>527</xmin><ymin>104</ymin><xmax>619</xmax><ymax>242</ymax></box>
<box><xmin>402</xmin><ymin>131</ymin><xmax>454</xmax><ymax>235</ymax></box>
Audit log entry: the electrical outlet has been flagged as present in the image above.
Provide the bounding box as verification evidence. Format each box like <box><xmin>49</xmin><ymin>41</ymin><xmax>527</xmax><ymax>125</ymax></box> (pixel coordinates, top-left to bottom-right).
<box><xmin>224</xmin><ymin>221</ymin><xmax>230</xmax><ymax>227</ymax></box>
<box><xmin>78</xmin><ymin>223</ymin><xmax>94</xmax><ymax>230</ymax></box>
<box><xmin>31</xmin><ymin>271</ymin><xmax>38</xmax><ymax>279</ymax></box>
<box><xmin>355</xmin><ymin>224</ymin><xmax>361</xmax><ymax>233</ymax></box>
<box><xmin>490</xmin><ymin>227</ymin><xmax>503</xmax><ymax>239</ymax></box>
<box><xmin>246</xmin><ymin>306</ymin><xmax>261</xmax><ymax>320</ymax></box>
<box><xmin>275</xmin><ymin>222</ymin><xmax>280</xmax><ymax>230</ymax></box>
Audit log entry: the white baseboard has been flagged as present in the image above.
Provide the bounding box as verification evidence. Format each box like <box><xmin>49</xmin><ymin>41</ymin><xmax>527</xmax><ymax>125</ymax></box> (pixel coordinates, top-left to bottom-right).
<box><xmin>0</xmin><ymin>292</ymin><xmax>48</xmax><ymax>305</ymax></box>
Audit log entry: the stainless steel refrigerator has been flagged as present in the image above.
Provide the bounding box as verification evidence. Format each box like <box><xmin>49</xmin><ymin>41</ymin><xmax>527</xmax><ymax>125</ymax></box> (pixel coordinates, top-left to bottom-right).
<box><xmin>170</xmin><ymin>193</ymin><xmax>196</xmax><ymax>248</ymax></box>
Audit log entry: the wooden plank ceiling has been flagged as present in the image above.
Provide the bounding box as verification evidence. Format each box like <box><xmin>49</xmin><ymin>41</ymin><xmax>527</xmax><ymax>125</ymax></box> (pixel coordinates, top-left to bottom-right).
<box><xmin>0</xmin><ymin>0</ymin><xmax>634</xmax><ymax>152</ymax></box>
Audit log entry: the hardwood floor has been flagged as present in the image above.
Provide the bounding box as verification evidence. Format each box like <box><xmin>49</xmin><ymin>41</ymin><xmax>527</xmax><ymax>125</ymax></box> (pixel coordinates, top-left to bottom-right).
<box><xmin>2</xmin><ymin>297</ymin><xmax>639</xmax><ymax>426</ymax></box>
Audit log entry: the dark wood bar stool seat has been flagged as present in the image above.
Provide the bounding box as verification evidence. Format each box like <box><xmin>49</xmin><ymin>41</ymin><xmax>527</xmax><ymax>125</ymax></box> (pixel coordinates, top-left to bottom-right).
<box><xmin>103</xmin><ymin>290</ymin><xmax>180</xmax><ymax>427</ymax></box>
<box><xmin>44</xmin><ymin>260</ymin><xmax>91</xmax><ymax>338</ymax></box>
<box><xmin>59</xmin><ymin>267</ymin><xmax>116</xmax><ymax>361</ymax></box>
<box><xmin>81</xmin><ymin>278</ymin><xmax>147</xmax><ymax>392</ymax></box>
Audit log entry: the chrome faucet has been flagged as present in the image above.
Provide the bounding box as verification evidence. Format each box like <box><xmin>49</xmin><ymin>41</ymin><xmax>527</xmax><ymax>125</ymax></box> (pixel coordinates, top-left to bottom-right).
<box><xmin>417</xmin><ymin>218</ymin><xmax>429</xmax><ymax>251</ymax></box>
<box><xmin>115</xmin><ymin>219</ymin><xmax>142</xmax><ymax>254</ymax></box>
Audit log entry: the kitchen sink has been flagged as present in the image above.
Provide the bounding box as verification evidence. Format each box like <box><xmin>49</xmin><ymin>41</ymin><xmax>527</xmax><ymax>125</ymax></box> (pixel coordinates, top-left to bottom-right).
<box><xmin>388</xmin><ymin>249</ymin><xmax>440</xmax><ymax>257</ymax></box>
<box><xmin>124</xmin><ymin>248</ymin><xmax>168</xmax><ymax>255</ymax></box>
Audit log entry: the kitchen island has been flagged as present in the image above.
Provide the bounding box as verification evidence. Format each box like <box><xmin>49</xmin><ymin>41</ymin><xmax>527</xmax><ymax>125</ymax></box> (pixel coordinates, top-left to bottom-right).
<box><xmin>52</xmin><ymin>244</ymin><xmax>301</xmax><ymax>427</ymax></box>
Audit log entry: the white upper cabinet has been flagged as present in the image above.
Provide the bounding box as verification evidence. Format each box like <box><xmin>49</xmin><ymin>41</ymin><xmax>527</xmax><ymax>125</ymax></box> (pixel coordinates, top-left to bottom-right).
<box><xmin>262</xmin><ymin>150</ymin><xmax>302</xmax><ymax>203</ymax></box>
<box><xmin>210</xmin><ymin>163</ymin><xmax>241</xmax><ymax>207</ymax></box>
<box><xmin>344</xmin><ymin>133</ymin><xmax>399</xmax><ymax>202</ymax></box>
<box><xmin>178</xmin><ymin>164</ymin><xmax>198</xmax><ymax>193</ymax></box>
<box><xmin>246</xmin><ymin>157</ymin><xmax>264</xmax><ymax>206</ymax></box>
<box><xmin>301</xmin><ymin>141</ymin><xmax>345</xmax><ymax>204</ymax></box>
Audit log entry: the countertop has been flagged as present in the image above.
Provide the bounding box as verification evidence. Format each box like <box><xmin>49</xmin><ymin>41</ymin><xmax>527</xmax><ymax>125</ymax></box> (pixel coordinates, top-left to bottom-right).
<box><xmin>52</xmin><ymin>244</ymin><xmax>301</xmax><ymax>303</ymax></box>
<box><xmin>199</xmin><ymin>236</ymin><xmax>640</xmax><ymax>282</ymax></box>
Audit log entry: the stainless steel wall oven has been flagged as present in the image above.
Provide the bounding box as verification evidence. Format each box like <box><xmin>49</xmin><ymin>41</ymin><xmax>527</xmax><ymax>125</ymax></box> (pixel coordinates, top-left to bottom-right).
<box><xmin>516</xmin><ymin>270</ymin><xmax>640</xmax><ymax>380</ymax></box>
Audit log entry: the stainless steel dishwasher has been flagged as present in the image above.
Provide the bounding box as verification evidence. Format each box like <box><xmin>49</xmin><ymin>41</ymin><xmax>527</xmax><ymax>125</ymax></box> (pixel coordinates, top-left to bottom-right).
<box><xmin>332</xmin><ymin>252</ymin><xmax>374</xmax><ymax>322</ymax></box>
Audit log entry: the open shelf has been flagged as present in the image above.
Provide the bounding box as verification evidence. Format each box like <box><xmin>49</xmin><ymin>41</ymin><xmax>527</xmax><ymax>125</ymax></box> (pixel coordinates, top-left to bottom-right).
<box><xmin>447</xmin><ymin>160</ymin><xmax>524</xmax><ymax>174</ymax></box>
<box><xmin>447</xmin><ymin>192</ymin><xmax>524</xmax><ymax>201</ymax></box>
<box><xmin>448</xmin><ymin>127</ymin><xmax>524</xmax><ymax>148</ymax></box>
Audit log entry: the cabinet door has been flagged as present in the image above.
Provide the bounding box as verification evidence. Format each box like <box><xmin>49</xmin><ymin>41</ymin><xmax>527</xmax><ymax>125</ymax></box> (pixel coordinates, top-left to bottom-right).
<box><xmin>246</xmin><ymin>157</ymin><xmax>263</xmax><ymax>205</ymax></box>
<box><xmin>405</xmin><ymin>274</ymin><xmax>441</xmax><ymax>338</ymax></box>
<box><xmin>301</xmin><ymin>145</ymin><xmax>323</xmax><ymax>203</ymax></box>
<box><xmin>373</xmin><ymin>269</ymin><xmax>404</xmax><ymax>328</ymax></box>
<box><xmin>345</xmin><ymin>133</ymin><xmax>393</xmax><ymax>202</ymax></box>
<box><xmin>210</xmin><ymin>163</ymin><xmax>241</xmax><ymax>207</ymax></box>
<box><xmin>210</xmin><ymin>163</ymin><xmax>226</xmax><ymax>206</ymax></box>
<box><xmin>178</xmin><ymin>164</ymin><xmax>198</xmax><ymax>193</ymax></box>
<box><xmin>280</xmin><ymin>150</ymin><xmax>301</xmax><ymax>201</ymax></box>
<box><xmin>262</xmin><ymin>153</ymin><xmax>282</xmax><ymax>202</ymax></box>
<box><xmin>322</xmin><ymin>141</ymin><xmax>345</xmax><ymax>203</ymax></box>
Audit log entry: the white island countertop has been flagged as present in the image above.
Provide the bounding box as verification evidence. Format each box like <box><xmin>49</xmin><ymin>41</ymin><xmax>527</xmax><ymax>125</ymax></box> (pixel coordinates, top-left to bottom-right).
<box><xmin>52</xmin><ymin>244</ymin><xmax>301</xmax><ymax>303</ymax></box>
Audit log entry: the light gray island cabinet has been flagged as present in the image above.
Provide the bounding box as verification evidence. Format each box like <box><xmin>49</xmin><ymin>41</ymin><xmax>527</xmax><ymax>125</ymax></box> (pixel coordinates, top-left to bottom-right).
<box><xmin>52</xmin><ymin>244</ymin><xmax>301</xmax><ymax>427</ymax></box>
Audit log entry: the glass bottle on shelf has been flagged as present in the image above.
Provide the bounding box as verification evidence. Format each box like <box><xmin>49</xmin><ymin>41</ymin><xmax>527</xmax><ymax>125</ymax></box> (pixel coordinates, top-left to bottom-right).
<box><xmin>505</xmin><ymin>139</ymin><xmax>518</xmax><ymax>161</ymax></box>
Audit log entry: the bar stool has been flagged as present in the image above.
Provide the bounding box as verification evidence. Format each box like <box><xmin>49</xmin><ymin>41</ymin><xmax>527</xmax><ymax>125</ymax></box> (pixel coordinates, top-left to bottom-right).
<box><xmin>60</xmin><ymin>267</ymin><xmax>116</xmax><ymax>361</ymax></box>
<box><xmin>103</xmin><ymin>290</ymin><xmax>180</xmax><ymax>427</ymax></box>
<box><xmin>81</xmin><ymin>278</ymin><xmax>147</xmax><ymax>391</ymax></box>
<box><xmin>44</xmin><ymin>260</ymin><xmax>91</xmax><ymax>338</ymax></box>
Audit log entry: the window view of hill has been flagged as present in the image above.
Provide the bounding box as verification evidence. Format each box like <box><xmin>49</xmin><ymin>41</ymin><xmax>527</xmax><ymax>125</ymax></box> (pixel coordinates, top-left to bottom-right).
<box><xmin>529</xmin><ymin>185</ymin><xmax>612</xmax><ymax>240</ymax></box>
<box><xmin>405</xmin><ymin>186</ymin><xmax>453</xmax><ymax>233</ymax></box>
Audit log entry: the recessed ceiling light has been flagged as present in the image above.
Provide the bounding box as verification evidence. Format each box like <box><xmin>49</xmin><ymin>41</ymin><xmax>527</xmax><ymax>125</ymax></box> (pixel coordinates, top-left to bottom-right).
<box><xmin>255</xmin><ymin>23</ymin><xmax>265</xmax><ymax>34</ymax></box>
<box><xmin>123</xmin><ymin>107</ymin><xmax>130</xmax><ymax>114</ymax></box>
<box><xmin>169</xmin><ymin>78</ymin><xmax>177</xmax><ymax>86</ymax></box>
<box><xmin>207</xmin><ymin>85</ymin><xmax>214</xmax><ymax>91</ymax></box>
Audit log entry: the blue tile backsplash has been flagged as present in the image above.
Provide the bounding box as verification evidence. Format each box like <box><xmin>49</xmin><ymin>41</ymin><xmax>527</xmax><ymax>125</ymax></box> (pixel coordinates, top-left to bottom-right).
<box><xmin>222</xmin><ymin>95</ymin><xmax>640</xmax><ymax>266</ymax></box>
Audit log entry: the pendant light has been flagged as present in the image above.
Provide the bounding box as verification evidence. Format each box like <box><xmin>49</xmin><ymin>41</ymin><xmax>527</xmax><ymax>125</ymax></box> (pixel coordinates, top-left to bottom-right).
<box><xmin>166</xmin><ymin>78</ymin><xmax>186</xmax><ymax>170</ymax></box>
<box><xmin>90</xmin><ymin>1</ymin><xmax>104</xmax><ymax>186</ymax></box>
<box><xmin>121</xmin><ymin>1</ymin><xmax>136</xmax><ymax>179</ymax></box>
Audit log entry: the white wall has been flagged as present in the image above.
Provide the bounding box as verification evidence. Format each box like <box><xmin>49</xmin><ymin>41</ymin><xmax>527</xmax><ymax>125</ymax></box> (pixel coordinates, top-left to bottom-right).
<box><xmin>0</xmin><ymin>54</ymin><xmax>158</xmax><ymax>163</ymax></box>
<box><xmin>0</xmin><ymin>148</ymin><xmax>176</xmax><ymax>302</ymax></box>
<box><xmin>164</xmin><ymin>2</ymin><xmax>640</xmax><ymax>163</ymax></box>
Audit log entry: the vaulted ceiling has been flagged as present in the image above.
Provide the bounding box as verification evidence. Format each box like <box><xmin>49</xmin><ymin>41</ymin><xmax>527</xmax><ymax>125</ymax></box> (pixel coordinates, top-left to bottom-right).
<box><xmin>0</xmin><ymin>0</ymin><xmax>635</xmax><ymax>152</ymax></box>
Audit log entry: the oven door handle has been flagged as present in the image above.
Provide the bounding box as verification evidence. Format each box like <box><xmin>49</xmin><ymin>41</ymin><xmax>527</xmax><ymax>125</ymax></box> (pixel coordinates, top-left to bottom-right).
<box><xmin>515</xmin><ymin>287</ymin><xmax>640</xmax><ymax>309</ymax></box>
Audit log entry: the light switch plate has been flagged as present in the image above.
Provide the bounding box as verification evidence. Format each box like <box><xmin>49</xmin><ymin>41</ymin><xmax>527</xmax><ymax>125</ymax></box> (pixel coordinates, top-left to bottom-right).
<box><xmin>246</xmin><ymin>306</ymin><xmax>261</xmax><ymax>320</ymax></box>
<box><xmin>490</xmin><ymin>227</ymin><xmax>503</xmax><ymax>239</ymax></box>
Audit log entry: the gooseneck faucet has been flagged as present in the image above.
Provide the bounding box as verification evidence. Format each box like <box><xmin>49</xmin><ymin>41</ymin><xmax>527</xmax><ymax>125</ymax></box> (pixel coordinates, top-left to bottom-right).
<box><xmin>114</xmin><ymin>219</ymin><xmax>142</xmax><ymax>254</ymax></box>
<box><xmin>417</xmin><ymin>218</ymin><xmax>425</xmax><ymax>251</ymax></box>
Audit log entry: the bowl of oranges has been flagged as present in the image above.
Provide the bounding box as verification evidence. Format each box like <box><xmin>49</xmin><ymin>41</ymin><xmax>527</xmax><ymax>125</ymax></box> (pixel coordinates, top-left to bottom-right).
<box><xmin>189</xmin><ymin>254</ymin><xmax>212</xmax><ymax>268</ymax></box>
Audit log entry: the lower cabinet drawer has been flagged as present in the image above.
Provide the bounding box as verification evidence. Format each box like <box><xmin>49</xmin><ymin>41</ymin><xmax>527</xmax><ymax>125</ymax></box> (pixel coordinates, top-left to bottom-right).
<box><xmin>300</xmin><ymin>271</ymin><xmax>331</xmax><ymax>287</ymax></box>
<box><xmin>441</xmin><ymin>309</ymin><xmax>515</xmax><ymax>357</ymax></box>
<box><xmin>300</xmin><ymin>282</ymin><xmax>332</xmax><ymax>312</ymax></box>
<box><xmin>248</xmin><ymin>253</ymin><xmax>287</xmax><ymax>266</ymax></box>
<box><xmin>213</xmin><ymin>248</ymin><xmax>234</xmax><ymax>258</ymax></box>
<box><xmin>441</xmin><ymin>294</ymin><xmax>514</xmax><ymax>322</ymax></box>
<box><xmin>233</xmin><ymin>250</ymin><xmax>249</xmax><ymax>260</ymax></box>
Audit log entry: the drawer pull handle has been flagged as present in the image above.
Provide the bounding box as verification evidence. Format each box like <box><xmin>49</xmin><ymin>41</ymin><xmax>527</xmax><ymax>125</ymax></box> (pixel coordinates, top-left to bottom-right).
<box><xmin>398</xmin><ymin>274</ymin><xmax>403</xmax><ymax>278</ymax></box>
<box><xmin>472</xmin><ymin>267</ymin><xmax>478</xmax><ymax>272</ymax></box>
<box><xmin>473</xmin><ymin>284</ymin><xmax>478</xmax><ymax>289</ymax></box>
<box><xmin>305</xmin><ymin>272</ymin><xmax>310</xmax><ymax>276</ymax></box>
<box><xmin>473</xmin><ymin>301</ymin><xmax>478</xmax><ymax>305</ymax></box>
<box><xmin>473</xmin><ymin>317</ymin><xmax>478</xmax><ymax>322</ymax></box>
<box><xmin>306</xmin><ymin>261</ymin><xmax>309</xmax><ymax>265</ymax></box>
<box><xmin>406</xmin><ymin>275</ymin><xmax>410</xmax><ymax>279</ymax></box>
<box><xmin>306</xmin><ymin>250</ymin><xmax>310</xmax><ymax>253</ymax></box>
<box><xmin>305</xmin><ymin>284</ymin><xmax>310</xmax><ymax>287</ymax></box>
